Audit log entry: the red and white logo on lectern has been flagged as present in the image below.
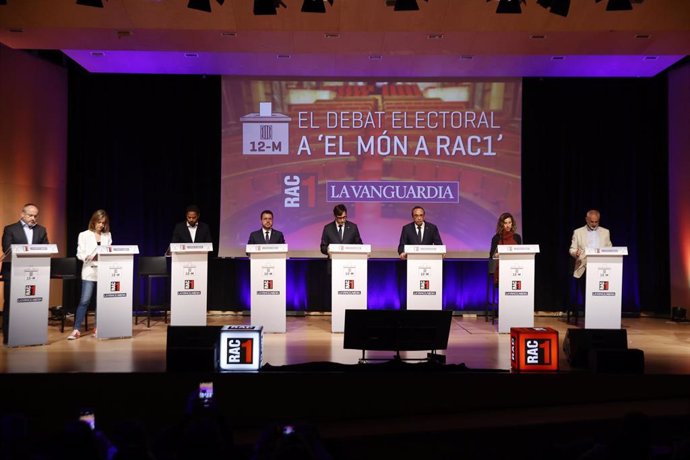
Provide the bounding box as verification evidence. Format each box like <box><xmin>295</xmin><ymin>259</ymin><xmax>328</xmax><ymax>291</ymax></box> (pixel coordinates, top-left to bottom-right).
<box><xmin>419</xmin><ymin>280</ymin><xmax>430</xmax><ymax>290</ymax></box>
<box><xmin>525</xmin><ymin>339</ymin><xmax>553</xmax><ymax>365</ymax></box>
<box><xmin>110</xmin><ymin>281</ymin><xmax>120</xmax><ymax>292</ymax></box>
<box><xmin>599</xmin><ymin>281</ymin><xmax>609</xmax><ymax>290</ymax></box>
<box><xmin>184</xmin><ymin>280</ymin><xmax>195</xmax><ymax>289</ymax></box>
<box><xmin>512</xmin><ymin>280</ymin><xmax>522</xmax><ymax>290</ymax></box>
<box><xmin>263</xmin><ymin>280</ymin><xmax>273</xmax><ymax>290</ymax></box>
<box><xmin>344</xmin><ymin>280</ymin><xmax>355</xmax><ymax>289</ymax></box>
<box><xmin>225</xmin><ymin>338</ymin><xmax>254</xmax><ymax>364</ymax></box>
<box><xmin>24</xmin><ymin>285</ymin><xmax>36</xmax><ymax>296</ymax></box>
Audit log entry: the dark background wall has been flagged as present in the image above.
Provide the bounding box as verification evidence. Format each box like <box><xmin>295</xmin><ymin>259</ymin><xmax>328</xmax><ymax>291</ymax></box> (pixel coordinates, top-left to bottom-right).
<box><xmin>65</xmin><ymin>64</ymin><xmax>672</xmax><ymax>313</ymax></box>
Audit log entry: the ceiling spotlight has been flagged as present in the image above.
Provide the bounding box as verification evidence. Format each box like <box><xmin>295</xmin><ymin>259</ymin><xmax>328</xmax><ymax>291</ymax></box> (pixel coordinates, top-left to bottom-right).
<box><xmin>187</xmin><ymin>0</ymin><xmax>225</xmax><ymax>12</ymax></box>
<box><xmin>254</xmin><ymin>0</ymin><xmax>287</xmax><ymax>15</ymax></box>
<box><xmin>188</xmin><ymin>0</ymin><xmax>211</xmax><ymax>12</ymax></box>
<box><xmin>537</xmin><ymin>0</ymin><xmax>570</xmax><ymax>16</ymax></box>
<box><xmin>394</xmin><ymin>0</ymin><xmax>419</xmax><ymax>10</ymax></box>
<box><xmin>76</xmin><ymin>0</ymin><xmax>105</xmax><ymax>7</ymax></box>
<box><xmin>302</xmin><ymin>0</ymin><xmax>334</xmax><ymax>13</ymax></box>
<box><xmin>496</xmin><ymin>0</ymin><xmax>523</xmax><ymax>14</ymax></box>
<box><xmin>605</xmin><ymin>0</ymin><xmax>632</xmax><ymax>10</ymax></box>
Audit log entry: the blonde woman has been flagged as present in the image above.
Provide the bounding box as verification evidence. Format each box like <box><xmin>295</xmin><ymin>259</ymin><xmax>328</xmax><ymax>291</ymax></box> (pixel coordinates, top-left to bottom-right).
<box><xmin>68</xmin><ymin>210</ymin><xmax>112</xmax><ymax>340</ymax></box>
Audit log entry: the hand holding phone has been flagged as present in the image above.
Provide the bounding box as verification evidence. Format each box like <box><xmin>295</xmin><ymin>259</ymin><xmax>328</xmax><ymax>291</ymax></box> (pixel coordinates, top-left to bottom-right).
<box><xmin>198</xmin><ymin>382</ymin><xmax>213</xmax><ymax>408</ymax></box>
<box><xmin>79</xmin><ymin>409</ymin><xmax>95</xmax><ymax>430</ymax></box>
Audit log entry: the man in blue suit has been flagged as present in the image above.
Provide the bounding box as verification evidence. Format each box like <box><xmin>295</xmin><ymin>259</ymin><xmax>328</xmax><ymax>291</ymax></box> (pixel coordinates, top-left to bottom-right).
<box><xmin>320</xmin><ymin>204</ymin><xmax>363</xmax><ymax>256</ymax></box>
<box><xmin>397</xmin><ymin>206</ymin><xmax>443</xmax><ymax>259</ymax></box>
<box><xmin>2</xmin><ymin>203</ymin><xmax>50</xmax><ymax>344</ymax></box>
<box><xmin>248</xmin><ymin>210</ymin><xmax>286</xmax><ymax>244</ymax></box>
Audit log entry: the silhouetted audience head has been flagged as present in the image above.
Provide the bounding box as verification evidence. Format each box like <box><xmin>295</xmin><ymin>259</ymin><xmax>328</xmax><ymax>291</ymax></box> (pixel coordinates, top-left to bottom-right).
<box><xmin>110</xmin><ymin>420</ymin><xmax>156</xmax><ymax>460</ymax></box>
<box><xmin>251</xmin><ymin>422</ymin><xmax>332</xmax><ymax>460</ymax></box>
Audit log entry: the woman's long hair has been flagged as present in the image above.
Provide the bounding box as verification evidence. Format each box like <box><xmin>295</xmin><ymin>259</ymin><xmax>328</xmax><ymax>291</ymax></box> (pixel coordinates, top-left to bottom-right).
<box><xmin>88</xmin><ymin>209</ymin><xmax>110</xmax><ymax>233</ymax></box>
<box><xmin>495</xmin><ymin>212</ymin><xmax>516</xmax><ymax>235</ymax></box>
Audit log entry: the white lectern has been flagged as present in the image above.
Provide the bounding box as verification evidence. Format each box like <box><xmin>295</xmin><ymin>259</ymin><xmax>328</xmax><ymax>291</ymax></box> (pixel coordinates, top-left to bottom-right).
<box><xmin>329</xmin><ymin>244</ymin><xmax>371</xmax><ymax>333</ymax></box>
<box><xmin>246</xmin><ymin>244</ymin><xmax>288</xmax><ymax>333</ymax></box>
<box><xmin>404</xmin><ymin>245</ymin><xmax>446</xmax><ymax>310</ymax></box>
<box><xmin>96</xmin><ymin>245</ymin><xmax>139</xmax><ymax>339</ymax></box>
<box><xmin>497</xmin><ymin>244</ymin><xmax>540</xmax><ymax>334</ymax></box>
<box><xmin>169</xmin><ymin>243</ymin><xmax>212</xmax><ymax>326</ymax></box>
<box><xmin>584</xmin><ymin>247</ymin><xmax>628</xmax><ymax>329</ymax></box>
<box><xmin>4</xmin><ymin>244</ymin><xmax>58</xmax><ymax>347</ymax></box>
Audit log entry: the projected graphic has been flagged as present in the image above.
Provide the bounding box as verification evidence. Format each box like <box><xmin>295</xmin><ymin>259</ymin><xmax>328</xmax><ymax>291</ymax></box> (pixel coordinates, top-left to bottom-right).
<box><xmin>220</xmin><ymin>79</ymin><xmax>522</xmax><ymax>258</ymax></box>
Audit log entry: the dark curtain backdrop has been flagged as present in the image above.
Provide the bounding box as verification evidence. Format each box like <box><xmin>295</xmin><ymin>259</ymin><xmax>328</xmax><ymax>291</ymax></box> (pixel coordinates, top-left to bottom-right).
<box><xmin>66</xmin><ymin>66</ymin><xmax>671</xmax><ymax>314</ymax></box>
<box><xmin>66</xmin><ymin>66</ymin><xmax>221</xmax><ymax>257</ymax></box>
<box><xmin>522</xmin><ymin>77</ymin><xmax>670</xmax><ymax>313</ymax></box>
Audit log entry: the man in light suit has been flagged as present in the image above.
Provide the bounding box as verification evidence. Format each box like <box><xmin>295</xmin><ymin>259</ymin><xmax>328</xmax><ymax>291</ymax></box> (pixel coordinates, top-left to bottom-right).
<box><xmin>569</xmin><ymin>209</ymin><xmax>612</xmax><ymax>279</ymax></box>
<box><xmin>171</xmin><ymin>205</ymin><xmax>213</xmax><ymax>244</ymax></box>
<box><xmin>2</xmin><ymin>203</ymin><xmax>50</xmax><ymax>344</ymax></box>
<box><xmin>397</xmin><ymin>206</ymin><xmax>443</xmax><ymax>259</ymax></box>
<box><xmin>320</xmin><ymin>204</ymin><xmax>363</xmax><ymax>256</ymax></box>
<box><xmin>569</xmin><ymin>209</ymin><xmax>612</xmax><ymax>316</ymax></box>
<box><xmin>248</xmin><ymin>210</ymin><xmax>286</xmax><ymax>245</ymax></box>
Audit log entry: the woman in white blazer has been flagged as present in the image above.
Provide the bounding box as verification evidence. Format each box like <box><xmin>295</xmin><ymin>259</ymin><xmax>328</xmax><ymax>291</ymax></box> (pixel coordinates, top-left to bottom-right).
<box><xmin>68</xmin><ymin>210</ymin><xmax>113</xmax><ymax>340</ymax></box>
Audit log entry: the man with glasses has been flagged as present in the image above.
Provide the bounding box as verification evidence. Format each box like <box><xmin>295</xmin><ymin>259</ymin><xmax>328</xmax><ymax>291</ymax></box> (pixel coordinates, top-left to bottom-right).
<box><xmin>320</xmin><ymin>204</ymin><xmax>363</xmax><ymax>256</ymax></box>
<box><xmin>397</xmin><ymin>206</ymin><xmax>443</xmax><ymax>260</ymax></box>
<box><xmin>2</xmin><ymin>203</ymin><xmax>50</xmax><ymax>344</ymax></box>
<box><xmin>569</xmin><ymin>209</ymin><xmax>612</xmax><ymax>309</ymax></box>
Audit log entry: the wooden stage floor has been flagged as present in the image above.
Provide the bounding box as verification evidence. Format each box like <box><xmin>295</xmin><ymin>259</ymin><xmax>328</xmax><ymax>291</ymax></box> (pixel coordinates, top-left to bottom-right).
<box><xmin>1</xmin><ymin>313</ymin><xmax>690</xmax><ymax>460</ymax></box>
<box><xmin>2</xmin><ymin>312</ymin><xmax>689</xmax><ymax>374</ymax></box>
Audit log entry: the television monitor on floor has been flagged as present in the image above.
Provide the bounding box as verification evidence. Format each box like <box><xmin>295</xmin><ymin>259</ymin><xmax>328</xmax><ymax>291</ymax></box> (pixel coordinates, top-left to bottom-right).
<box><xmin>344</xmin><ymin>309</ymin><xmax>452</xmax><ymax>352</ymax></box>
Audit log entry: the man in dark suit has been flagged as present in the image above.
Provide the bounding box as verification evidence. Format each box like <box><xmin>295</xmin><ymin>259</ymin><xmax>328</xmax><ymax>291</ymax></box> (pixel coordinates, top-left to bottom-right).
<box><xmin>397</xmin><ymin>205</ymin><xmax>443</xmax><ymax>259</ymax></box>
<box><xmin>171</xmin><ymin>205</ymin><xmax>213</xmax><ymax>244</ymax></box>
<box><xmin>320</xmin><ymin>204</ymin><xmax>363</xmax><ymax>256</ymax></box>
<box><xmin>2</xmin><ymin>203</ymin><xmax>50</xmax><ymax>344</ymax></box>
<box><xmin>247</xmin><ymin>210</ymin><xmax>286</xmax><ymax>244</ymax></box>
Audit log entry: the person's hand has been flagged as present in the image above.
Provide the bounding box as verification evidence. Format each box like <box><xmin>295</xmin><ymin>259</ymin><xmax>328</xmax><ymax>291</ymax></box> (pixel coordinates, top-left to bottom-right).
<box><xmin>399</xmin><ymin>252</ymin><xmax>407</xmax><ymax>260</ymax></box>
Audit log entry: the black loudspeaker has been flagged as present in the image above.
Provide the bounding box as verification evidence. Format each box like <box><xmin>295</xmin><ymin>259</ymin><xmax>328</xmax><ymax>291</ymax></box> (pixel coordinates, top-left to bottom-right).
<box><xmin>589</xmin><ymin>348</ymin><xmax>644</xmax><ymax>374</ymax></box>
<box><xmin>563</xmin><ymin>328</ymin><xmax>628</xmax><ymax>368</ymax></box>
<box><xmin>671</xmin><ymin>307</ymin><xmax>688</xmax><ymax>322</ymax></box>
<box><xmin>166</xmin><ymin>326</ymin><xmax>222</xmax><ymax>372</ymax></box>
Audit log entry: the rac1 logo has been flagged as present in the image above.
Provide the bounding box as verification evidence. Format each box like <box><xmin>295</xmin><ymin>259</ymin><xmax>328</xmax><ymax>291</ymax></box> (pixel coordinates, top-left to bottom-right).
<box><xmin>525</xmin><ymin>339</ymin><xmax>552</xmax><ymax>365</ymax></box>
<box><xmin>226</xmin><ymin>338</ymin><xmax>254</xmax><ymax>364</ymax></box>
<box><xmin>283</xmin><ymin>175</ymin><xmax>316</xmax><ymax>208</ymax></box>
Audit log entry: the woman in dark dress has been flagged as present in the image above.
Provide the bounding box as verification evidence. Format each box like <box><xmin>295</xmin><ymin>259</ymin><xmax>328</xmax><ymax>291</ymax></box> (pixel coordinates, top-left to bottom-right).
<box><xmin>489</xmin><ymin>212</ymin><xmax>522</xmax><ymax>286</ymax></box>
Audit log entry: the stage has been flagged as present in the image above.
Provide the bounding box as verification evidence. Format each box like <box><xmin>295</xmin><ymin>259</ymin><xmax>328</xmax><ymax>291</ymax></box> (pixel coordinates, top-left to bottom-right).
<box><xmin>1</xmin><ymin>313</ymin><xmax>689</xmax><ymax>374</ymax></box>
<box><xmin>1</xmin><ymin>314</ymin><xmax>689</xmax><ymax>460</ymax></box>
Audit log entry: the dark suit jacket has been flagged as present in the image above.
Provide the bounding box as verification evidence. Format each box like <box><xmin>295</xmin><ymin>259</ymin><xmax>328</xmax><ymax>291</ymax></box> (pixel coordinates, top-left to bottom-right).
<box><xmin>2</xmin><ymin>222</ymin><xmax>50</xmax><ymax>275</ymax></box>
<box><xmin>397</xmin><ymin>221</ymin><xmax>442</xmax><ymax>254</ymax></box>
<box><xmin>248</xmin><ymin>229</ymin><xmax>286</xmax><ymax>245</ymax></box>
<box><xmin>320</xmin><ymin>221</ymin><xmax>363</xmax><ymax>255</ymax></box>
<box><xmin>170</xmin><ymin>221</ymin><xmax>213</xmax><ymax>244</ymax></box>
<box><xmin>2</xmin><ymin>221</ymin><xmax>50</xmax><ymax>341</ymax></box>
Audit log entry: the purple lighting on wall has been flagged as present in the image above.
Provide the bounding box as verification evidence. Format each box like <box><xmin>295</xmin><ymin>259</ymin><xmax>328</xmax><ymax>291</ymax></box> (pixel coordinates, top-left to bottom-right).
<box><xmin>62</xmin><ymin>50</ymin><xmax>685</xmax><ymax>78</ymax></box>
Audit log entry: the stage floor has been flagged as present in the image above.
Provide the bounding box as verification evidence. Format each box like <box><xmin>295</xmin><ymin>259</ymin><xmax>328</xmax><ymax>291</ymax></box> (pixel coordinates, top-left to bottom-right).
<box><xmin>2</xmin><ymin>313</ymin><xmax>689</xmax><ymax>374</ymax></box>
<box><xmin>1</xmin><ymin>313</ymin><xmax>690</xmax><ymax>460</ymax></box>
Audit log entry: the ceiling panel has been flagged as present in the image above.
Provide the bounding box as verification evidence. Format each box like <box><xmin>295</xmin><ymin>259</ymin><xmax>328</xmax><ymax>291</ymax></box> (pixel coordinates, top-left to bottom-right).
<box><xmin>0</xmin><ymin>0</ymin><xmax>688</xmax><ymax>76</ymax></box>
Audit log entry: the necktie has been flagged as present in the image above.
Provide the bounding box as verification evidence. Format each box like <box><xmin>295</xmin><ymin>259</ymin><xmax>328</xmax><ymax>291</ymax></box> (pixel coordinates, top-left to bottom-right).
<box><xmin>417</xmin><ymin>225</ymin><xmax>422</xmax><ymax>243</ymax></box>
<box><xmin>264</xmin><ymin>231</ymin><xmax>269</xmax><ymax>243</ymax></box>
<box><xmin>338</xmin><ymin>225</ymin><xmax>343</xmax><ymax>242</ymax></box>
